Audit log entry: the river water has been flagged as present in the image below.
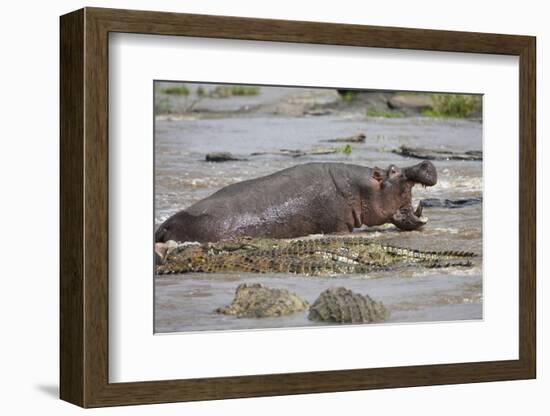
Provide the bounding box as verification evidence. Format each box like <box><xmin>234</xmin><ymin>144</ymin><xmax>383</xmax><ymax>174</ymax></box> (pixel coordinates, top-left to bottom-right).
<box><xmin>154</xmin><ymin>85</ymin><xmax>483</xmax><ymax>333</ymax></box>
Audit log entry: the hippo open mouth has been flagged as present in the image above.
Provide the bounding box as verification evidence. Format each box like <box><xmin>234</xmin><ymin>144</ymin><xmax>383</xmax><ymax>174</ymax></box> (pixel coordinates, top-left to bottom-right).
<box><xmin>391</xmin><ymin>160</ymin><xmax>437</xmax><ymax>231</ymax></box>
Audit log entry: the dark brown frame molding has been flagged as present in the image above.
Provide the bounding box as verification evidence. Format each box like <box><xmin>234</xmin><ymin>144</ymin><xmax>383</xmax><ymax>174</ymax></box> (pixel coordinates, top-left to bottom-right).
<box><xmin>60</xmin><ymin>7</ymin><xmax>536</xmax><ymax>408</ymax></box>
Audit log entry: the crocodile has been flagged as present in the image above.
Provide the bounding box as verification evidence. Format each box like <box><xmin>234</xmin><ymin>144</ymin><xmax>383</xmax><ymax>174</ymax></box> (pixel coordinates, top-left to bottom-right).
<box><xmin>156</xmin><ymin>236</ymin><xmax>476</xmax><ymax>276</ymax></box>
<box><xmin>308</xmin><ymin>287</ymin><xmax>388</xmax><ymax>323</ymax></box>
<box><xmin>216</xmin><ymin>283</ymin><xmax>309</xmax><ymax>318</ymax></box>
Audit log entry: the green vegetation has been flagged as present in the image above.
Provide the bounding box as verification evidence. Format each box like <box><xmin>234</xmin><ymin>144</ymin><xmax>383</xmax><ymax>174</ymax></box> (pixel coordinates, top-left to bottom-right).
<box><xmin>367</xmin><ymin>109</ymin><xmax>404</xmax><ymax>118</ymax></box>
<box><xmin>396</xmin><ymin>91</ymin><xmax>425</xmax><ymax>96</ymax></box>
<box><xmin>334</xmin><ymin>144</ymin><xmax>353</xmax><ymax>154</ymax></box>
<box><xmin>155</xmin><ymin>97</ymin><xmax>173</xmax><ymax>114</ymax></box>
<box><xmin>422</xmin><ymin>94</ymin><xmax>480</xmax><ymax>118</ymax></box>
<box><xmin>213</xmin><ymin>85</ymin><xmax>260</xmax><ymax>97</ymax></box>
<box><xmin>230</xmin><ymin>85</ymin><xmax>260</xmax><ymax>96</ymax></box>
<box><xmin>338</xmin><ymin>90</ymin><xmax>359</xmax><ymax>101</ymax></box>
<box><xmin>161</xmin><ymin>85</ymin><xmax>190</xmax><ymax>95</ymax></box>
<box><xmin>154</xmin><ymin>83</ymin><xmax>261</xmax><ymax>114</ymax></box>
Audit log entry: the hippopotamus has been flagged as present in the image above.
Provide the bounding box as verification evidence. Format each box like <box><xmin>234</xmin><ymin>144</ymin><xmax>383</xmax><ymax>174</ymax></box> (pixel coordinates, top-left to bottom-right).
<box><xmin>155</xmin><ymin>161</ymin><xmax>437</xmax><ymax>244</ymax></box>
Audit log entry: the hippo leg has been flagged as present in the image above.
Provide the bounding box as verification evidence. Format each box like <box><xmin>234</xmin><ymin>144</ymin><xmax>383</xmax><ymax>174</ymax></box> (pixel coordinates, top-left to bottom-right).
<box><xmin>154</xmin><ymin>242</ymin><xmax>170</xmax><ymax>265</ymax></box>
<box><xmin>154</xmin><ymin>241</ymin><xmax>179</xmax><ymax>265</ymax></box>
<box><xmin>391</xmin><ymin>201</ymin><xmax>428</xmax><ymax>231</ymax></box>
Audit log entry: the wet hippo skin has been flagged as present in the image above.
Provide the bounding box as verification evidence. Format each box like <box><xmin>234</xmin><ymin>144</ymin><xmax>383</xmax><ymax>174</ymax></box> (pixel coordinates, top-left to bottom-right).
<box><xmin>155</xmin><ymin>161</ymin><xmax>437</xmax><ymax>243</ymax></box>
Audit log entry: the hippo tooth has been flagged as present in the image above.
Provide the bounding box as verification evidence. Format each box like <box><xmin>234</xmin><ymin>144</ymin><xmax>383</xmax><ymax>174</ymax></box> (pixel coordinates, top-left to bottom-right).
<box><xmin>414</xmin><ymin>201</ymin><xmax>423</xmax><ymax>217</ymax></box>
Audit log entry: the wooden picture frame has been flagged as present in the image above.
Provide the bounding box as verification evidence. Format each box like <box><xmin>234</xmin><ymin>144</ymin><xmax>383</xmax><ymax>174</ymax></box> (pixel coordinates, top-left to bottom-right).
<box><xmin>60</xmin><ymin>7</ymin><xmax>536</xmax><ymax>408</ymax></box>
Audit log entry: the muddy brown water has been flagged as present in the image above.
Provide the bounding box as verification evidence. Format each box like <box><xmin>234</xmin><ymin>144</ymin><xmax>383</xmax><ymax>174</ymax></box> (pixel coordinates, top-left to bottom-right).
<box><xmin>154</xmin><ymin>86</ymin><xmax>482</xmax><ymax>333</ymax></box>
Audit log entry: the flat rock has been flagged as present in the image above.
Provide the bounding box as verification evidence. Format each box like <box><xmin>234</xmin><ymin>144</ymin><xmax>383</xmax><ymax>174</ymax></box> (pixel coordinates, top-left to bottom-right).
<box><xmin>388</xmin><ymin>94</ymin><xmax>433</xmax><ymax>111</ymax></box>
<box><xmin>304</xmin><ymin>109</ymin><xmax>334</xmax><ymax>116</ymax></box>
<box><xmin>324</xmin><ymin>133</ymin><xmax>366</xmax><ymax>143</ymax></box>
<box><xmin>421</xmin><ymin>197</ymin><xmax>482</xmax><ymax>209</ymax></box>
<box><xmin>393</xmin><ymin>145</ymin><xmax>482</xmax><ymax>161</ymax></box>
<box><xmin>250</xmin><ymin>147</ymin><xmax>338</xmax><ymax>157</ymax></box>
<box><xmin>216</xmin><ymin>283</ymin><xmax>309</xmax><ymax>318</ymax></box>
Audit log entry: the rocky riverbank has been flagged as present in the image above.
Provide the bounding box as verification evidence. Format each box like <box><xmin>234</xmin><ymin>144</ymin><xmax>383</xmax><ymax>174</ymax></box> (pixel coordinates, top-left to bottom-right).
<box><xmin>155</xmin><ymin>82</ymin><xmax>482</xmax><ymax>121</ymax></box>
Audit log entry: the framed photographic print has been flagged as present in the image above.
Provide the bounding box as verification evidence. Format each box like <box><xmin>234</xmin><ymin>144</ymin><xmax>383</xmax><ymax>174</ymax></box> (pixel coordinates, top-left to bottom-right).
<box><xmin>60</xmin><ymin>7</ymin><xmax>536</xmax><ymax>408</ymax></box>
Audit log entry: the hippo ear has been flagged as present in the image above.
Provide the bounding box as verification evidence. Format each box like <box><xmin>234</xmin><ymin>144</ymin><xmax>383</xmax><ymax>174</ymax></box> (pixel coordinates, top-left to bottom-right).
<box><xmin>372</xmin><ymin>168</ymin><xmax>384</xmax><ymax>183</ymax></box>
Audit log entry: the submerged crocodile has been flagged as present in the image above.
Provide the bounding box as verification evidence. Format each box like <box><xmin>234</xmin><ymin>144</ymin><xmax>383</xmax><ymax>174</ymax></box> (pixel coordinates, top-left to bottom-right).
<box><xmin>216</xmin><ymin>283</ymin><xmax>309</xmax><ymax>318</ymax></box>
<box><xmin>156</xmin><ymin>236</ymin><xmax>476</xmax><ymax>276</ymax></box>
<box><xmin>308</xmin><ymin>287</ymin><xmax>388</xmax><ymax>323</ymax></box>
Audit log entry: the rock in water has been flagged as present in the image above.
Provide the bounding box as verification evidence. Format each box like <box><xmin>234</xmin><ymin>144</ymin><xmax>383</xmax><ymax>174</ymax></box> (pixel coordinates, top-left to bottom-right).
<box><xmin>205</xmin><ymin>152</ymin><xmax>245</xmax><ymax>162</ymax></box>
<box><xmin>421</xmin><ymin>197</ymin><xmax>482</xmax><ymax>209</ymax></box>
<box><xmin>249</xmin><ymin>147</ymin><xmax>338</xmax><ymax>157</ymax></box>
<box><xmin>308</xmin><ymin>287</ymin><xmax>388</xmax><ymax>323</ymax></box>
<box><xmin>324</xmin><ymin>133</ymin><xmax>366</xmax><ymax>143</ymax></box>
<box><xmin>216</xmin><ymin>283</ymin><xmax>309</xmax><ymax>318</ymax></box>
